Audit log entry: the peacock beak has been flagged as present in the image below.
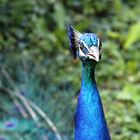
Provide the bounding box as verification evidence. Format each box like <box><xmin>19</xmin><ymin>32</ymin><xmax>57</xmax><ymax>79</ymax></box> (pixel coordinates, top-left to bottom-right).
<box><xmin>80</xmin><ymin>40</ymin><xmax>100</xmax><ymax>62</ymax></box>
<box><xmin>87</xmin><ymin>46</ymin><xmax>100</xmax><ymax>62</ymax></box>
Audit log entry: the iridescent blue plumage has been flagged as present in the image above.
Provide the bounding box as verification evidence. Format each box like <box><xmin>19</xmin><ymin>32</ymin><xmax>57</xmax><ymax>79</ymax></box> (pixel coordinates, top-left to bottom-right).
<box><xmin>68</xmin><ymin>26</ymin><xmax>111</xmax><ymax>140</ymax></box>
<box><xmin>75</xmin><ymin>62</ymin><xmax>111</xmax><ymax>140</ymax></box>
<box><xmin>80</xmin><ymin>33</ymin><xmax>98</xmax><ymax>47</ymax></box>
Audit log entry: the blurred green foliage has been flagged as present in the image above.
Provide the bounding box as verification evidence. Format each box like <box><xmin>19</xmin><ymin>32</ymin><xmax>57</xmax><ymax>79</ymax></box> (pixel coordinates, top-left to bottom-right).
<box><xmin>0</xmin><ymin>0</ymin><xmax>140</xmax><ymax>140</ymax></box>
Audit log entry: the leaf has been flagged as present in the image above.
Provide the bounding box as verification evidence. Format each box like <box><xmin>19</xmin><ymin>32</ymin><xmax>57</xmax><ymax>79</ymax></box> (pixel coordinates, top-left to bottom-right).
<box><xmin>53</xmin><ymin>2</ymin><xmax>66</xmax><ymax>29</ymax></box>
<box><xmin>117</xmin><ymin>84</ymin><xmax>140</xmax><ymax>102</ymax></box>
<box><xmin>124</xmin><ymin>22</ymin><xmax>140</xmax><ymax>48</ymax></box>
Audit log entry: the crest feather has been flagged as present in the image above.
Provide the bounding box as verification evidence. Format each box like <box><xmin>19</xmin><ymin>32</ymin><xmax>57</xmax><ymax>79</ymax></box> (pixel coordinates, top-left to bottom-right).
<box><xmin>68</xmin><ymin>25</ymin><xmax>81</xmax><ymax>58</ymax></box>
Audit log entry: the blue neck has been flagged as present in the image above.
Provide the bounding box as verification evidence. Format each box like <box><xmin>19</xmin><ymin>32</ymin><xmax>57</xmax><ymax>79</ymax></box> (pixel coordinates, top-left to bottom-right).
<box><xmin>75</xmin><ymin>61</ymin><xmax>111</xmax><ymax>140</ymax></box>
<box><xmin>81</xmin><ymin>61</ymin><xmax>96</xmax><ymax>88</ymax></box>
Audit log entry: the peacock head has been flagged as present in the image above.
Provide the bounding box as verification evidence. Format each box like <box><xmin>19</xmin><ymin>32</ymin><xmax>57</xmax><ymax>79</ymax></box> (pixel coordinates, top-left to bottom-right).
<box><xmin>68</xmin><ymin>25</ymin><xmax>102</xmax><ymax>62</ymax></box>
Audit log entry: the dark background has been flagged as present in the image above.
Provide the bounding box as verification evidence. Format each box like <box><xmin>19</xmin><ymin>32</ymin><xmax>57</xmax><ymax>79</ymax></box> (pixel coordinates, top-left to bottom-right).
<box><xmin>0</xmin><ymin>0</ymin><xmax>140</xmax><ymax>140</ymax></box>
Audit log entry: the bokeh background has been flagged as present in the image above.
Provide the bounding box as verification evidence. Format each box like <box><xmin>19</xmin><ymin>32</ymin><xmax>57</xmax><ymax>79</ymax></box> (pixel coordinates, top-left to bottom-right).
<box><xmin>0</xmin><ymin>0</ymin><xmax>140</xmax><ymax>140</ymax></box>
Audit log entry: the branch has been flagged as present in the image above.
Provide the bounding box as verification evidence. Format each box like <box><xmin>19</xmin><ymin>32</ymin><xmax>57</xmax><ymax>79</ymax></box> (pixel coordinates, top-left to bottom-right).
<box><xmin>1</xmin><ymin>69</ymin><xmax>39</xmax><ymax>125</ymax></box>
<box><xmin>1</xmin><ymin>68</ymin><xmax>63</xmax><ymax>140</ymax></box>
<box><xmin>26</xmin><ymin>98</ymin><xmax>62</xmax><ymax>140</ymax></box>
<box><xmin>0</xmin><ymin>87</ymin><xmax>29</xmax><ymax>118</ymax></box>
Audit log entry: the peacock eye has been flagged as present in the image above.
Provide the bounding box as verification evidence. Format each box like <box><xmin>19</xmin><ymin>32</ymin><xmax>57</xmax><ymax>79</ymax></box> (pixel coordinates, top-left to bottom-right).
<box><xmin>80</xmin><ymin>44</ymin><xmax>84</xmax><ymax>50</ymax></box>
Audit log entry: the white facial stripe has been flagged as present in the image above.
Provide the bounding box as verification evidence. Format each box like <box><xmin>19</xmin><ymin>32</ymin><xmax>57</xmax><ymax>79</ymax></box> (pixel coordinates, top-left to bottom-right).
<box><xmin>80</xmin><ymin>40</ymin><xmax>92</xmax><ymax>53</ymax></box>
<box><xmin>78</xmin><ymin>47</ymin><xmax>87</xmax><ymax>57</ymax></box>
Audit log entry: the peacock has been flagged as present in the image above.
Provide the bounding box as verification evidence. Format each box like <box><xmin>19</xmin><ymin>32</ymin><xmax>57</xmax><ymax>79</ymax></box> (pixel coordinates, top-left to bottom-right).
<box><xmin>68</xmin><ymin>25</ymin><xmax>111</xmax><ymax>140</ymax></box>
